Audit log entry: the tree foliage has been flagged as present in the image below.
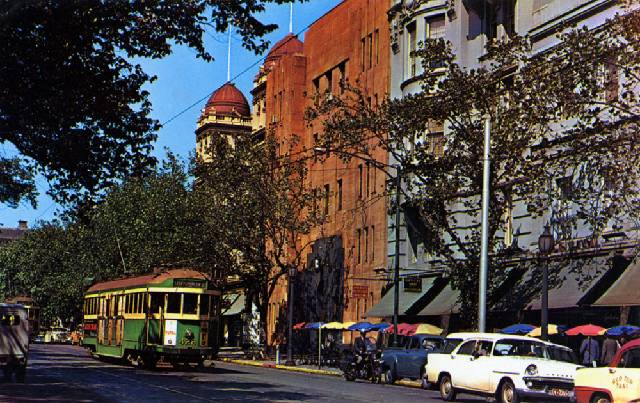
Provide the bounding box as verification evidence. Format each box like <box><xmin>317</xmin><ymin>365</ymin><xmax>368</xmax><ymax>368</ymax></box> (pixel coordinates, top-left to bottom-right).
<box><xmin>308</xmin><ymin>5</ymin><xmax>640</xmax><ymax>325</ymax></box>
<box><xmin>0</xmin><ymin>0</ymin><xmax>302</xmax><ymax>206</ymax></box>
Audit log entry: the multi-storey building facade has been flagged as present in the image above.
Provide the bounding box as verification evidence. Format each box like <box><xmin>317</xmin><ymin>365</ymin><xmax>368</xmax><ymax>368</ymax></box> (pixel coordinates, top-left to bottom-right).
<box><xmin>371</xmin><ymin>0</ymin><xmax>639</xmax><ymax>329</ymax></box>
<box><xmin>256</xmin><ymin>0</ymin><xmax>392</xmax><ymax>346</ymax></box>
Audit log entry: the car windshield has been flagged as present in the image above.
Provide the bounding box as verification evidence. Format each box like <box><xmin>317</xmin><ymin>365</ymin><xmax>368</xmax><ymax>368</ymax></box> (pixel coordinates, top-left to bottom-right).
<box><xmin>493</xmin><ymin>339</ymin><xmax>545</xmax><ymax>358</ymax></box>
<box><xmin>442</xmin><ymin>338</ymin><xmax>463</xmax><ymax>354</ymax></box>
<box><xmin>546</xmin><ymin>345</ymin><xmax>577</xmax><ymax>363</ymax></box>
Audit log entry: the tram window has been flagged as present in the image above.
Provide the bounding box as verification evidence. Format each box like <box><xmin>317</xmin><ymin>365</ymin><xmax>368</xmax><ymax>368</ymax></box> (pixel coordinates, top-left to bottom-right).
<box><xmin>149</xmin><ymin>293</ymin><xmax>164</xmax><ymax>314</ymax></box>
<box><xmin>166</xmin><ymin>293</ymin><xmax>181</xmax><ymax>314</ymax></box>
<box><xmin>200</xmin><ymin>295</ymin><xmax>210</xmax><ymax>316</ymax></box>
<box><xmin>183</xmin><ymin>294</ymin><xmax>198</xmax><ymax>315</ymax></box>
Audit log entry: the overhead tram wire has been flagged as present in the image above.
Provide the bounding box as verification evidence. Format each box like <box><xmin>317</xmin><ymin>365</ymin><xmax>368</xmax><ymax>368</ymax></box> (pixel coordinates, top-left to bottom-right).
<box><xmin>161</xmin><ymin>22</ymin><xmax>315</xmax><ymax>128</ymax></box>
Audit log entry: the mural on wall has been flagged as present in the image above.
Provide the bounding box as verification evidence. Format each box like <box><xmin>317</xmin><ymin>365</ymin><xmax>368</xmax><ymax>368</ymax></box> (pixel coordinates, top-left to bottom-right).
<box><xmin>293</xmin><ymin>236</ymin><xmax>345</xmax><ymax>324</ymax></box>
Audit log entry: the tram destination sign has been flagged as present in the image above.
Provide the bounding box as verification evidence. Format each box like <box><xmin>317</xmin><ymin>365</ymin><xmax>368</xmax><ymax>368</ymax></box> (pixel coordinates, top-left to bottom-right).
<box><xmin>174</xmin><ymin>279</ymin><xmax>205</xmax><ymax>288</ymax></box>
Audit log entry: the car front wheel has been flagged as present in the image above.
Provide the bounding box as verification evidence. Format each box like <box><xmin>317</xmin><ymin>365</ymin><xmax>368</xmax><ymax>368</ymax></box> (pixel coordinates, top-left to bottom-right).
<box><xmin>385</xmin><ymin>367</ymin><xmax>395</xmax><ymax>385</ymax></box>
<box><xmin>591</xmin><ymin>395</ymin><xmax>611</xmax><ymax>403</ymax></box>
<box><xmin>439</xmin><ymin>374</ymin><xmax>457</xmax><ymax>401</ymax></box>
<box><xmin>498</xmin><ymin>379</ymin><xmax>519</xmax><ymax>403</ymax></box>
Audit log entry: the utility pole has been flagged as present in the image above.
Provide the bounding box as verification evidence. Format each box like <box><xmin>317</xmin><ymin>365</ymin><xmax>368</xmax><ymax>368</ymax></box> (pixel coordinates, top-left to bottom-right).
<box><xmin>478</xmin><ymin>116</ymin><xmax>491</xmax><ymax>332</ymax></box>
<box><xmin>393</xmin><ymin>165</ymin><xmax>401</xmax><ymax>346</ymax></box>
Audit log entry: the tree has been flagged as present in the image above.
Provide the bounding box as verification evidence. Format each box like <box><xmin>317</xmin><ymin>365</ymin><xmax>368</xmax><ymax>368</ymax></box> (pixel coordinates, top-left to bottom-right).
<box><xmin>194</xmin><ymin>131</ymin><xmax>322</xmax><ymax>344</ymax></box>
<box><xmin>308</xmin><ymin>5</ymin><xmax>640</xmax><ymax>326</ymax></box>
<box><xmin>0</xmin><ymin>0</ymin><xmax>302</xmax><ymax>206</ymax></box>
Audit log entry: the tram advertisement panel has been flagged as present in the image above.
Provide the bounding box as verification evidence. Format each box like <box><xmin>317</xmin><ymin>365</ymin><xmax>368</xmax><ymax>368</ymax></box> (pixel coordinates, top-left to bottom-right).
<box><xmin>164</xmin><ymin>319</ymin><xmax>177</xmax><ymax>345</ymax></box>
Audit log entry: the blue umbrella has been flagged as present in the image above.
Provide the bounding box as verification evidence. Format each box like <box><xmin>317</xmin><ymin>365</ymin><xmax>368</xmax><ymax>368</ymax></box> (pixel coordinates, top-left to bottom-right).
<box><xmin>347</xmin><ymin>322</ymin><xmax>375</xmax><ymax>332</ymax></box>
<box><xmin>501</xmin><ymin>324</ymin><xmax>535</xmax><ymax>335</ymax></box>
<box><xmin>605</xmin><ymin>325</ymin><xmax>640</xmax><ymax>336</ymax></box>
<box><xmin>371</xmin><ymin>323</ymin><xmax>391</xmax><ymax>331</ymax></box>
<box><xmin>304</xmin><ymin>322</ymin><xmax>324</xmax><ymax>329</ymax></box>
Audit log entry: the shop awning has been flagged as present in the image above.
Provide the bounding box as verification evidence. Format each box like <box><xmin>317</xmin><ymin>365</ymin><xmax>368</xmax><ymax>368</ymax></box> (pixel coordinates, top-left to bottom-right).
<box><xmin>364</xmin><ymin>276</ymin><xmax>438</xmax><ymax>318</ymax></box>
<box><xmin>415</xmin><ymin>283</ymin><xmax>460</xmax><ymax>316</ymax></box>
<box><xmin>221</xmin><ymin>293</ymin><xmax>245</xmax><ymax>316</ymax></box>
<box><xmin>594</xmin><ymin>255</ymin><xmax>640</xmax><ymax>306</ymax></box>
<box><xmin>509</xmin><ymin>252</ymin><xmax>618</xmax><ymax>311</ymax></box>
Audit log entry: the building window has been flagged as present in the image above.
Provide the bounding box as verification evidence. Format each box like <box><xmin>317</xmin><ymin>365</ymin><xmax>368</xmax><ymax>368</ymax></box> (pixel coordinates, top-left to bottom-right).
<box><xmin>366</xmin><ymin>162</ymin><xmax>371</xmax><ymax>196</ymax></box>
<box><xmin>338</xmin><ymin>61</ymin><xmax>347</xmax><ymax>93</ymax></box>
<box><xmin>323</xmin><ymin>184</ymin><xmax>330</xmax><ymax>215</ymax></box>
<box><xmin>601</xmin><ymin>60</ymin><xmax>619</xmax><ymax>102</ymax></box>
<box><xmin>364</xmin><ymin>227</ymin><xmax>369</xmax><ymax>262</ymax></box>
<box><xmin>371</xmin><ymin>225</ymin><xmax>375</xmax><ymax>261</ymax></box>
<box><xmin>337</xmin><ymin>179</ymin><xmax>343</xmax><ymax>210</ymax></box>
<box><xmin>374</xmin><ymin>29</ymin><xmax>380</xmax><ymax>65</ymax></box>
<box><xmin>426</xmin><ymin>15</ymin><xmax>446</xmax><ymax>39</ymax></box>
<box><xmin>358</xmin><ymin>164</ymin><xmax>363</xmax><ymax>198</ymax></box>
<box><xmin>361</xmin><ymin>37</ymin><xmax>366</xmax><ymax>72</ymax></box>
<box><xmin>368</xmin><ymin>33</ymin><xmax>373</xmax><ymax>69</ymax></box>
<box><xmin>313</xmin><ymin>77</ymin><xmax>320</xmax><ymax>96</ymax></box>
<box><xmin>325</xmin><ymin>71</ymin><xmax>333</xmax><ymax>95</ymax></box>
<box><xmin>407</xmin><ymin>22</ymin><xmax>417</xmax><ymax>78</ymax></box>
<box><xmin>357</xmin><ymin>229</ymin><xmax>362</xmax><ymax>264</ymax></box>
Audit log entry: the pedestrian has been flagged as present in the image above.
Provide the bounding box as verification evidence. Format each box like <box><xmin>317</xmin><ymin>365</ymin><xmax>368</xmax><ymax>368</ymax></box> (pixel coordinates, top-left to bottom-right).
<box><xmin>580</xmin><ymin>336</ymin><xmax>600</xmax><ymax>366</ymax></box>
<box><xmin>601</xmin><ymin>335</ymin><xmax>620</xmax><ymax>366</ymax></box>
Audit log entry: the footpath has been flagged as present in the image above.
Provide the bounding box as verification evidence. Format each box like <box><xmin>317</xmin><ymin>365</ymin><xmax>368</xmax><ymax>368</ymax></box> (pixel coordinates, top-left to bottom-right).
<box><xmin>218</xmin><ymin>358</ymin><xmax>422</xmax><ymax>389</ymax></box>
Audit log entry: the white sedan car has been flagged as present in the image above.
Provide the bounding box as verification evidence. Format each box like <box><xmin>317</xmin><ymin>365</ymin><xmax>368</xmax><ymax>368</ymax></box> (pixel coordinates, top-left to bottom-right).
<box><xmin>425</xmin><ymin>333</ymin><xmax>581</xmax><ymax>403</ymax></box>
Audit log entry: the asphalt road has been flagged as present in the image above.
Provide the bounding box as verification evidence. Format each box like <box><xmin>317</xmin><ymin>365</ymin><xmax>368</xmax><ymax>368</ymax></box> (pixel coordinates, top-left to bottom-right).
<box><xmin>0</xmin><ymin>344</ymin><xmax>486</xmax><ymax>402</ymax></box>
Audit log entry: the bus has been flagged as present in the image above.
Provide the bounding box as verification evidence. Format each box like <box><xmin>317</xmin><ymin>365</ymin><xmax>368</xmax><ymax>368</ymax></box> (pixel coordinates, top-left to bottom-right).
<box><xmin>83</xmin><ymin>268</ymin><xmax>221</xmax><ymax>369</ymax></box>
<box><xmin>5</xmin><ymin>296</ymin><xmax>39</xmax><ymax>340</ymax></box>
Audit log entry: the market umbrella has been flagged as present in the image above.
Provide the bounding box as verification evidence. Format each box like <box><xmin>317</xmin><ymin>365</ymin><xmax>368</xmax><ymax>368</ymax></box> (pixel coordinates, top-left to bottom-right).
<box><xmin>501</xmin><ymin>324</ymin><xmax>535</xmax><ymax>335</ymax></box>
<box><xmin>370</xmin><ymin>323</ymin><xmax>391</xmax><ymax>332</ymax></box>
<box><xmin>293</xmin><ymin>322</ymin><xmax>306</xmax><ymax>330</ymax></box>
<box><xmin>566</xmin><ymin>324</ymin><xmax>606</xmax><ymax>337</ymax></box>
<box><xmin>322</xmin><ymin>322</ymin><xmax>345</xmax><ymax>329</ymax></box>
<box><xmin>604</xmin><ymin>325</ymin><xmax>640</xmax><ymax>336</ymax></box>
<box><xmin>347</xmin><ymin>322</ymin><xmax>375</xmax><ymax>332</ymax></box>
<box><xmin>414</xmin><ymin>323</ymin><xmax>443</xmax><ymax>335</ymax></box>
<box><xmin>304</xmin><ymin>322</ymin><xmax>324</xmax><ymax>329</ymax></box>
<box><xmin>527</xmin><ymin>324</ymin><xmax>564</xmax><ymax>337</ymax></box>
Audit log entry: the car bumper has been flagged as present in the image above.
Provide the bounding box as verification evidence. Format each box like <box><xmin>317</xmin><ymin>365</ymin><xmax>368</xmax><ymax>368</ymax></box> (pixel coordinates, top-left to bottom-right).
<box><xmin>520</xmin><ymin>377</ymin><xmax>574</xmax><ymax>401</ymax></box>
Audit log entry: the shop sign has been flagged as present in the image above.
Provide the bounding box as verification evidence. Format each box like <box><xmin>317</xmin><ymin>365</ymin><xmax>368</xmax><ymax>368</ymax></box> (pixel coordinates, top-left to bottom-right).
<box><xmin>403</xmin><ymin>276</ymin><xmax>422</xmax><ymax>292</ymax></box>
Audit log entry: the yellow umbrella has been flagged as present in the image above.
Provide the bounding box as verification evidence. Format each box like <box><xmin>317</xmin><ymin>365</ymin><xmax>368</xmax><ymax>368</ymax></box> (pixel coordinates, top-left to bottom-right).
<box><xmin>341</xmin><ymin>321</ymin><xmax>357</xmax><ymax>330</ymax></box>
<box><xmin>527</xmin><ymin>324</ymin><xmax>561</xmax><ymax>337</ymax></box>
<box><xmin>322</xmin><ymin>322</ymin><xmax>344</xmax><ymax>329</ymax></box>
<box><xmin>414</xmin><ymin>323</ymin><xmax>443</xmax><ymax>335</ymax></box>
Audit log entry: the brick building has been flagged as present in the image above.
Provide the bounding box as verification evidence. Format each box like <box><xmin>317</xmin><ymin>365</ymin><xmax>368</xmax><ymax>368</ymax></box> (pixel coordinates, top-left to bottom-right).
<box><xmin>257</xmin><ymin>0</ymin><xmax>392</xmax><ymax>346</ymax></box>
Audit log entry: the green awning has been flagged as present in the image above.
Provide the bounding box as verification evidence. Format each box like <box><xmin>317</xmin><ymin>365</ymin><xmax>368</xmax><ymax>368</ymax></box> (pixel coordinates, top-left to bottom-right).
<box><xmin>365</xmin><ymin>276</ymin><xmax>437</xmax><ymax>318</ymax></box>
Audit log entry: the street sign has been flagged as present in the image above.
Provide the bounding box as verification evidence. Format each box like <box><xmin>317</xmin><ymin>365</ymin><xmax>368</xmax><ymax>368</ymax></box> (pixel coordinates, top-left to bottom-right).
<box><xmin>351</xmin><ymin>284</ymin><xmax>369</xmax><ymax>299</ymax></box>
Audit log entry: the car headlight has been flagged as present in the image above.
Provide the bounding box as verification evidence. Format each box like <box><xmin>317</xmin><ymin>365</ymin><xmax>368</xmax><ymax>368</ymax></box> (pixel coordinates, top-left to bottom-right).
<box><xmin>525</xmin><ymin>364</ymin><xmax>538</xmax><ymax>376</ymax></box>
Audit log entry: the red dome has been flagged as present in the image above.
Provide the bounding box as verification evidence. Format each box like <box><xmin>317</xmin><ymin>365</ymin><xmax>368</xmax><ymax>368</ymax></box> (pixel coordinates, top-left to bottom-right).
<box><xmin>265</xmin><ymin>34</ymin><xmax>304</xmax><ymax>64</ymax></box>
<box><xmin>204</xmin><ymin>83</ymin><xmax>250</xmax><ymax>117</ymax></box>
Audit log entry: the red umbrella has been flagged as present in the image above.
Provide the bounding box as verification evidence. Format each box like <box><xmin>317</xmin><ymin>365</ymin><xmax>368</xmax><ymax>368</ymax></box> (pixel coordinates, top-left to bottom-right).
<box><xmin>293</xmin><ymin>322</ymin><xmax>306</xmax><ymax>330</ymax></box>
<box><xmin>566</xmin><ymin>324</ymin><xmax>606</xmax><ymax>337</ymax></box>
<box><xmin>387</xmin><ymin>323</ymin><xmax>418</xmax><ymax>336</ymax></box>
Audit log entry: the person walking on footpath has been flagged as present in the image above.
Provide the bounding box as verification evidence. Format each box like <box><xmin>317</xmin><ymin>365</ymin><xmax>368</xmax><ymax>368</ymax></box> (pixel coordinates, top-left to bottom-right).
<box><xmin>580</xmin><ymin>336</ymin><xmax>600</xmax><ymax>366</ymax></box>
<box><xmin>601</xmin><ymin>335</ymin><xmax>620</xmax><ymax>366</ymax></box>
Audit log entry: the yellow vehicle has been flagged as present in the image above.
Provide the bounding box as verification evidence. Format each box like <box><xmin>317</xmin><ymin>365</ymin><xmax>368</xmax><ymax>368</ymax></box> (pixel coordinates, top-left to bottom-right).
<box><xmin>575</xmin><ymin>339</ymin><xmax>640</xmax><ymax>403</ymax></box>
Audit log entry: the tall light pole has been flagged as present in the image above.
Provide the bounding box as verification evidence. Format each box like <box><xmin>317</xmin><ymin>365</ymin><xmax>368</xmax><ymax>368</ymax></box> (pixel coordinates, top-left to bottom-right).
<box><xmin>392</xmin><ymin>165</ymin><xmax>401</xmax><ymax>347</ymax></box>
<box><xmin>478</xmin><ymin>116</ymin><xmax>491</xmax><ymax>332</ymax></box>
<box><xmin>538</xmin><ymin>225</ymin><xmax>554</xmax><ymax>341</ymax></box>
<box><xmin>286</xmin><ymin>265</ymin><xmax>296</xmax><ymax>365</ymax></box>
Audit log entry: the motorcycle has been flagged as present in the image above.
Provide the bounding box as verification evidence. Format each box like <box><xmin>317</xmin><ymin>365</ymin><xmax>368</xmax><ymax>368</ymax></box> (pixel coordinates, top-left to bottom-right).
<box><xmin>341</xmin><ymin>346</ymin><xmax>383</xmax><ymax>383</ymax></box>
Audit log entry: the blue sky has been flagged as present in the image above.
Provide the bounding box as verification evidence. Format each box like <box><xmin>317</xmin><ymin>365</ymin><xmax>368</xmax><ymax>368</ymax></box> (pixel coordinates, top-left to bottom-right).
<box><xmin>0</xmin><ymin>1</ymin><xmax>341</xmax><ymax>229</ymax></box>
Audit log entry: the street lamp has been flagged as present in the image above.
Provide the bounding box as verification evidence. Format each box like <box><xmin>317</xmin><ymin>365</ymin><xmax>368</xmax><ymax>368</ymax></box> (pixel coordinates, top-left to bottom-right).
<box><xmin>286</xmin><ymin>265</ymin><xmax>296</xmax><ymax>365</ymax></box>
<box><xmin>313</xmin><ymin>146</ymin><xmax>402</xmax><ymax>346</ymax></box>
<box><xmin>538</xmin><ymin>225</ymin><xmax>554</xmax><ymax>341</ymax></box>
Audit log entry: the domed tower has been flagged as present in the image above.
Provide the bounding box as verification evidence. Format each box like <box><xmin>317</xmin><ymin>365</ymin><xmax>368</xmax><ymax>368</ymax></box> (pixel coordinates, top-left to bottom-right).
<box><xmin>196</xmin><ymin>82</ymin><xmax>252</xmax><ymax>161</ymax></box>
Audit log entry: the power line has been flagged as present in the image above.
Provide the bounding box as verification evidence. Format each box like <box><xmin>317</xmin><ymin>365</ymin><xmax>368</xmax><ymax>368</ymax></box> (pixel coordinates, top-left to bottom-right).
<box><xmin>161</xmin><ymin>23</ymin><xmax>313</xmax><ymax>128</ymax></box>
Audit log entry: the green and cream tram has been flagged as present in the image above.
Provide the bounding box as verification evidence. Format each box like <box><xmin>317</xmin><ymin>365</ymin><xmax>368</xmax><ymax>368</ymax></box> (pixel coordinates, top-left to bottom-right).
<box><xmin>83</xmin><ymin>269</ymin><xmax>220</xmax><ymax>369</ymax></box>
<box><xmin>5</xmin><ymin>296</ymin><xmax>39</xmax><ymax>340</ymax></box>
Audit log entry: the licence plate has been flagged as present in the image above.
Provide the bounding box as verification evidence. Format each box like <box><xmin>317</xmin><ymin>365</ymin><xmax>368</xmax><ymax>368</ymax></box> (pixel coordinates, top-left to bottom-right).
<box><xmin>550</xmin><ymin>388</ymin><xmax>571</xmax><ymax>398</ymax></box>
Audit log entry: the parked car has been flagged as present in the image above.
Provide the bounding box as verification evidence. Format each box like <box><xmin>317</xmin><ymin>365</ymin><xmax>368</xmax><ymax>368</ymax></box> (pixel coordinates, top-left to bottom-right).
<box><xmin>50</xmin><ymin>327</ymin><xmax>70</xmax><ymax>344</ymax></box>
<box><xmin>574</xmin><ymin>339</ymin><xmax>640</xmax><ymax>403</ymax></box>
<box><xmin>425</xmin><ymin>332</ymin><xmax>581</xmax><ymax>402</ymax></box>
<box><xmin>380</xmin><ymin>334</ymin><xmax>444</xmax><ymax>386</ymax></box>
